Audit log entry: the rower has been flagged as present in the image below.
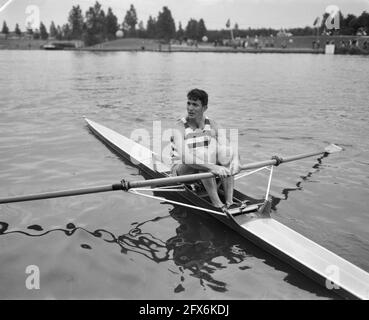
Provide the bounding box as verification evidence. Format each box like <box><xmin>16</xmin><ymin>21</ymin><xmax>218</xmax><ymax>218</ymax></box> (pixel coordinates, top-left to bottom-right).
<box><xmin>170</xmin><ymin>88</ymin><xmax>241</xmax><ymax>210</ymax></box>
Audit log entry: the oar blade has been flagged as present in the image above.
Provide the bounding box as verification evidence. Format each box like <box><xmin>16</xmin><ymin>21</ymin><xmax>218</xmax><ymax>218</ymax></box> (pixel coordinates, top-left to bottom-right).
<box><xmin>325</xmin><ymin>144</ymin><xmax>343</xmax><ymax>154</ymax></box>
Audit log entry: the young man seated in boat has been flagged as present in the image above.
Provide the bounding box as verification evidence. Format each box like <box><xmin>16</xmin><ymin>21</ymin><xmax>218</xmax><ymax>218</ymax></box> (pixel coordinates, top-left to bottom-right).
<box><xmin>170</xmin><ymin>88</ymin><xmax>241</xmax><ymax>210</ymax></box>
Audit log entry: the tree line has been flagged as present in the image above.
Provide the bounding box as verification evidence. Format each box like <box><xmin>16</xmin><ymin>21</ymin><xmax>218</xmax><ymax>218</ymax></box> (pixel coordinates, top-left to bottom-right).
<box><xmin>1</xmin><ymin>2</ymin><xmax>369</xmax><ymax>45</ymax></box>
<box><xmin>336</xmin><ymin>11</ymin><xmax>369</xmax><ymax>35</ymax></box>
<box><xmin>0</xmin><ymin>2</ymin><xmax>203</xmax><ymax>44</ymax></box>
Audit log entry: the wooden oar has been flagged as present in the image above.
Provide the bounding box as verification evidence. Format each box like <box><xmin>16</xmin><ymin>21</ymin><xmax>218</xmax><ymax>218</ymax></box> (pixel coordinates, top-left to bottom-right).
<box><xmin>0</xmin><ymin>144</ymin><xmax>342</xmax><ymax>204</ymax></box>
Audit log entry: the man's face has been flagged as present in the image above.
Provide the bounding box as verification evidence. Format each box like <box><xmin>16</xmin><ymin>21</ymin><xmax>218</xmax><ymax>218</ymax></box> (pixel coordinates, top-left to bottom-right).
<box><xmin>187</xmin><ymin>98</ymin><xmax>206</xmax><ymax>119</ymax></box>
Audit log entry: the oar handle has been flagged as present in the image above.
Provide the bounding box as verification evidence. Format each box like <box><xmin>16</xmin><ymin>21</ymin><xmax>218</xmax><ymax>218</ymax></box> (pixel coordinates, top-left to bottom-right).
<box><xmin>123</xmin><ymin>172</ymin><xmax>215</xmax><ymax>189</ymax></box>
<box><xmin>0</xmin><ymin>184</ymin><xmax>123</xmax><ymax>204</ymax></box>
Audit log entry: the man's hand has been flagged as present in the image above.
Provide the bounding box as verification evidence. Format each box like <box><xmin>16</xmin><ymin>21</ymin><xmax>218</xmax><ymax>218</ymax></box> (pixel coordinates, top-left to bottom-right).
<box><xmin>209</xmin><ymin>165</ymin><xmax>230</xmax><ymax>178</ymax></box>
<box><xmin>229</xmin><ymin>159</ymin><xmax>241</xmax><ymax>175</ymax></box>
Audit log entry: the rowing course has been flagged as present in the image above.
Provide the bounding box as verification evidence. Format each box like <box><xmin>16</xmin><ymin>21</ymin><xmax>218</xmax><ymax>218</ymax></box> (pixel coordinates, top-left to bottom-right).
<box><xmin>0</xmin><ymin>51</ymin><xmax>368</xmax><ymax>299</ymax></box>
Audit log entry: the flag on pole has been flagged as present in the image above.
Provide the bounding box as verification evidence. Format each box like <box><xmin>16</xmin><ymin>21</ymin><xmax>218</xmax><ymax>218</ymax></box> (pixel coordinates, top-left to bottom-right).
<box><xmin>226</xmin><ymin>19</ymin><xmax>230</xmax><ymax>28</ymax></box>
<box><xmin>313</xmin><ymin>16</ymin><xmax>321</xmax><ymax>27</ymax></box>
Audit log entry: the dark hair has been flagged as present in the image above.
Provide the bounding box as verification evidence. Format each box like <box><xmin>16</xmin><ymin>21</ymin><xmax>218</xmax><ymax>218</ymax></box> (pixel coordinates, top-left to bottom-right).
<box><xmin>187</xmin><ymin>88</ymin><xmax>208</xmax><ymax>107</ymax></box>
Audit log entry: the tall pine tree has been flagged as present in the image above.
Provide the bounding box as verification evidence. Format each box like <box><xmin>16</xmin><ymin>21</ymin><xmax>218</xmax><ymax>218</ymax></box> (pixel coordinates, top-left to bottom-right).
<box><xmin>84</xmin><ymin>1</ymin><xmax>106</xmax><ymax>45</ymax></box>
<box><xmin>146</xmin><ymin>16</ymin><xmax>156</xmax><ymax>38</ymax></box>
<box><xmin>106</xmin><ymin>7</ymin><xmax>118</xmax><ymax>39</ymax></box>
<box><xmin>177</xmin><ymin>22</ymin><xmax>184</xmax><ymax>40</ymax></box>
<box><xmin>14</xmin><ymin>23</ymin><xmax>21</xmax><ymax>36</ymax></box>
<box><xmin>124</xmin><ymin>4</ymin><xmax>138</xmax><ymax>36</ymax></box>
<box><xmin>49</xmin><ymin>21</ymin><xmax>57</xmax><ymax>38</ymax></box>
<box><xmin>39</xmin><ymin>22</ymin><xmax>48</xmax><ymax>40</ymax></box>
<box><xmin>198</xmin><ymin>19</ymin><xmax>207</xmax><ymax>39</ymax></box>
<box><xmin>2</xmin><ymin>21</ymin><xmax>9</xmax><ymax>34</ymax></box>
<box><xmin>68</xmin><ymin>5</ymin><xmax>84</xmax><ymax>39</ymax></box>
<box><xmin>156</xmin><ymin>6</ymin><xmax>175</xmax><ymax>41</ymax></box>
<box><xmin>185</xmin><ymin>19</ymin><xmax>198</xmax><ymax>40</ymax></box>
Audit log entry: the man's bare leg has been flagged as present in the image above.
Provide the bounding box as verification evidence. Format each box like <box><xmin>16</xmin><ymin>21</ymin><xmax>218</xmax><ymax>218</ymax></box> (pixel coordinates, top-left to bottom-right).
<box><xmin>215</xmin><ymin>144</ymin><xmax>235</xmax><ymax>206</ymax></box>
<box><xmin>222</xmin><ymin>176</ymin><xmax>234</xmax><ymax>206</ymax></box>
<box><xmin>201</xmin><ymin>177</ymin><xmax>224</xmax><ymax>208</ymax></box>
<box><xmin>173</xmin><ymin>164</ymin><xmax>225</xmax><ymax>208</ymax></box>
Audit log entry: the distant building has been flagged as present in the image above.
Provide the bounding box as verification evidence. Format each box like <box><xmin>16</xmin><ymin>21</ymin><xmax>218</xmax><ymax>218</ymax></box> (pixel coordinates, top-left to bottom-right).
<box><xmin>42</xmin><ymin>40</ymin><xmax>84</xmax><ymax>50</ymax></box>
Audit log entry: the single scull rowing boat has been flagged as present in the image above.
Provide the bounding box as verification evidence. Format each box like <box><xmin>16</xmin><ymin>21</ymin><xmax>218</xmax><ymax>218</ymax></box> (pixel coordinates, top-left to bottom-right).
<box><xmin>84</xmin><ymin>119</ymin><xmax>369</xmax><ymax>300</ymax></box>
<box><xmin>1</xmin><ymin>118</ymin><xmax>369</xmax><ymax>299</ymax></box>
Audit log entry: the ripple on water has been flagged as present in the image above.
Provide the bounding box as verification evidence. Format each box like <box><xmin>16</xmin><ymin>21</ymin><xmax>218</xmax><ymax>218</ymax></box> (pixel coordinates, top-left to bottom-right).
<box><xmin>0</xmin><ymin>51</ymin><xmax>368</xmax><ymax>299</ymax></box>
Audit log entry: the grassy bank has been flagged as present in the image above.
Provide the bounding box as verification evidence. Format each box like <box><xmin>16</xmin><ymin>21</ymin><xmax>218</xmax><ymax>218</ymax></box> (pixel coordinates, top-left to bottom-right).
<box><xmin>1</xmin><ymin>36</ymin><xmax>368</xmax><ymax>55</ymax></box>
<box><xmin>78</xmin><ymin>38</ymin><xmax>323</xmax><ymax>54</ymax></box>
<box><xmin>0</xmin><ymin>38</ymin><xmax>47</xmax><ymax>50</ymax></box>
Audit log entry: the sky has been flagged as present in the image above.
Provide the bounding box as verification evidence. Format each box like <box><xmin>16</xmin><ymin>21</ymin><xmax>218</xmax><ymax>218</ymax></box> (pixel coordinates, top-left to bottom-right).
<box><xmin>0</xmin><ymin>0</ymin><xmax>368</xmax><ymax>31</ymax></box>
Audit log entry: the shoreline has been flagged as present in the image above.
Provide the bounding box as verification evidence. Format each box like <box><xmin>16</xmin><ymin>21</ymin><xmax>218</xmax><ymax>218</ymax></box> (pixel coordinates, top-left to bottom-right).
<box><xmin>1</xmin><ymin>36</ymin><xmax>368</xmax><ymax>55</ymax></box>
<box><xmin>72</xmin><ymin>46</ymin><xmax>325</xmax><ymax>54</ymax></box>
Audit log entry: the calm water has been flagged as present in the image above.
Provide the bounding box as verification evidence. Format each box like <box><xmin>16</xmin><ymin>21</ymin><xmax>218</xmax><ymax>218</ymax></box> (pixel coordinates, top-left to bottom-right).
<box><xmin>0</xmin><ymin>51</ymin><xmax>368</xmax><ymax>299</ymax></box>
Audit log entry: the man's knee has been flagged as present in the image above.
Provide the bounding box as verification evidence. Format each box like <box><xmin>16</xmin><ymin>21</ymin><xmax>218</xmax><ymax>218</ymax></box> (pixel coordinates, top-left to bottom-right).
<box><xmin>171</xmin><ymin>164</ymin><xmax>197</xmax><ymax>176</ymax></box>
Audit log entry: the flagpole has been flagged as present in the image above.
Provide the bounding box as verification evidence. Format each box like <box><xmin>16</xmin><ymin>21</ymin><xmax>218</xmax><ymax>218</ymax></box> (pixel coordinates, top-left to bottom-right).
<box><xmin>226</xmin><ymin>18</ymin><xmax>234</xmax><ymax>43</ymax></box>
<box><xmin>316</xmin><ymin>25</ymin><xmax>318</xmax><ymax>49</ymax></box>
<box><xmin>317</xmin><ymin>24</ymin><xmax>320</xmax><ymax>49</ymax></box>
<box><xmin>314</xmin><ymin>16</ymin><xmax>321</xmax><ymax>50</ymax></box>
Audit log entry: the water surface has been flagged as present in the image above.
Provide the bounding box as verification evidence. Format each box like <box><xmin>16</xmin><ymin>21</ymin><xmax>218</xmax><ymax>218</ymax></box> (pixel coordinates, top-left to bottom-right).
<box><xmin>0</xmin><ymin>51</ymin><xmax>368</xmax><ymax>299</ymax></box>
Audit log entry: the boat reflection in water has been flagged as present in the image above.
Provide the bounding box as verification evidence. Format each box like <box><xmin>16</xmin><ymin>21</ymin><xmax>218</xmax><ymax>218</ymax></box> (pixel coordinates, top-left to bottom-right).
<box><xmin>0</xmin><ymin>201</ymin><xmax>338</xmax><ymax>299</ymax></box>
